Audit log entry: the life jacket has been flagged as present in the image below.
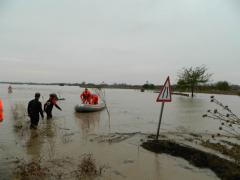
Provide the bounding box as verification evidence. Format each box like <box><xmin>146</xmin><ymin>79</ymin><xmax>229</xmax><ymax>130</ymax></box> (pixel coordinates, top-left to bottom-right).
<box><xmin>90</xmin><ymin>94</ymin><xmax>99</xmax><ymax>105</ymax></box>
<box><xmin>50</xmin><ymin>97</ymin><xmax>57</xmax><ymax>105</ymax></box>
<box><xmin>0</xmin><ymin>99</ymin><xmax>4</xmax><ymax>122</ymax></box>
<box><xmin>44</xmin><ymin>97</ymin><xmax>57</xmax><ymax>111</ymax></box>
<box><xmin>85</xmin><ymin>90</ymin><xmax>91</xmax><ymax>97</ymax></box>
<box><xmin>81</xmin><ymin>90</ymin><xmax>91</xmax><ymax>100</ymax></box>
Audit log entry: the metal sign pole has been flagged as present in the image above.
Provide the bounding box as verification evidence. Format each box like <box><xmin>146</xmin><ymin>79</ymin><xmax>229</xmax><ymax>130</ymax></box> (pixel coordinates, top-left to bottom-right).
<box><xmin>156</xmin><ymin>102</ymin><xmax>165</xmax><ymax>140</ymax></box>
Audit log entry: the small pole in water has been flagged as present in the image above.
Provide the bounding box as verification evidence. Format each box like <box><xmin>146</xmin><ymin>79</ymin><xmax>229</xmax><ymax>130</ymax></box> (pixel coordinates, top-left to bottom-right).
<box><xmin>156</xmin><ymin>102</ymin><xmax>165</xmax><ymax>140</ymax></box>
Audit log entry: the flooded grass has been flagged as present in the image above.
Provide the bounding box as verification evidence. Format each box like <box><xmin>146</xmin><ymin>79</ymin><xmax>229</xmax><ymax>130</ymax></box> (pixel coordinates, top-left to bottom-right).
<box><xmin>15</xmin><ymin>160</ymin><xmax>49</xmax><ymax>180</ymax></box>
<box><xmin>75</xmin><ymin>153</ymin><xmax>106</xmax><ymax>179</ymax></box>
<box><xmin>11</xmin><ymin>103</ymin><xmax>29</xmax><ymax>137</ymax></box>
<box><xmin>13</xmin><ymin>154</ymin><xmax>107</xmax><ymax>180</ymax></box>
<box><xmin>142</xmin><ymin>139</ymin><xmax>240</xmax><ymax>180</ymax></box>
<box><xmin>201</xmin><ymin>140</ymin><xmax>240</xmax><ymax>165</ymax></box>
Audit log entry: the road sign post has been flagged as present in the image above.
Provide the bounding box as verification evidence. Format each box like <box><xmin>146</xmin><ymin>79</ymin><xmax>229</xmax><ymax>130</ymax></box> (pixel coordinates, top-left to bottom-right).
<box><xmin>156</xmin><ymin>102</ymin><xmax>165</xmax><ymax>140</ymax></box>
<box><xmin>156</xmin><ymin>76</ymin><xmax>172</xmax><ymax>140</ymax></box>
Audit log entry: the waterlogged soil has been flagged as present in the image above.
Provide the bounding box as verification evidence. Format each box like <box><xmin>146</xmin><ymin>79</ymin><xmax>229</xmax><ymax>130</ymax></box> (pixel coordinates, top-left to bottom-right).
<box><xmin>142</xmin><ymin>135</ymin><xmax>240</xmax><ymax>180</ymax></box>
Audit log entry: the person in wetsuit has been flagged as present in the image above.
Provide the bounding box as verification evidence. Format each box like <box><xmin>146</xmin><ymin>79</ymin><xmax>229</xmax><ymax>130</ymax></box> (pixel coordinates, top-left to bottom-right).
<box><xmin>27</xmin><ymin>93</ymin><xmax>44</xmax><ymax>129</ymax></box>
<box><xmin>44</xmin><ymin>94</ymin><xmax>62</xmax><ymax>119</ymax></box>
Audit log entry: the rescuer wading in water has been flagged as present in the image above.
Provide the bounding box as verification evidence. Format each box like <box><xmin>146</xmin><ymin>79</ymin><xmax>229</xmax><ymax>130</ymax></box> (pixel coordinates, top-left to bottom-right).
<box><xmin>44</xmin><ymin>94</ymin><xmax>62</xmax><ymax>119</ymax></box>
<box><xmin>27</xmin><ymin>93</ymin><xmax>44</xmax><ymax>129</ymax></box>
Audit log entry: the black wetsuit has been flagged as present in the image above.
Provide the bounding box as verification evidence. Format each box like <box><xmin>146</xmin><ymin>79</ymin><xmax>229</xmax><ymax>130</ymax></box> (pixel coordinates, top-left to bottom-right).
<box><xmin>28</xmin><ymin>99</ymin><xmax>44</xmax><ymax>128</ymax></box>
<box><xmin>44</xmin><ymin>99</ymin><xmax>61</xmax><ymax>119</ymax></box>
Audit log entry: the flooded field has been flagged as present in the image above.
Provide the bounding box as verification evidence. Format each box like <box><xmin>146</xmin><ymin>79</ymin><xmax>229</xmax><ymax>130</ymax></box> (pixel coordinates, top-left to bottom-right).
<box><xmin>0</xmin><ymin>84</ymin><xmax>239</xmax><ymax>179</ymax></box>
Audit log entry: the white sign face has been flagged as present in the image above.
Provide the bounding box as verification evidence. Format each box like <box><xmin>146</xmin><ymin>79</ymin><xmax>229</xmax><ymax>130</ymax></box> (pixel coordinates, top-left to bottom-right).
<box><xmin>156</xmin><ymin>76</ymin><xmax>172</xmax><ymax>102</ymax></box>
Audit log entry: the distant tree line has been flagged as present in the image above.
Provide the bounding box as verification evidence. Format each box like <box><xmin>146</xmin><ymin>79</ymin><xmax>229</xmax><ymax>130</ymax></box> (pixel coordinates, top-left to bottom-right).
<box><xmin>1</xmin><ymin>69</ymin><xmax>239</xmax><ymax>97</ymax></box>
<box><xmin>0</xmin><ymin>80</ymin><xmax>238</xmax><ymax>92</ymax></box>
<box><xmin>142</xmin><ymin>82</ymin><xmax>156</xmax><ymax>90</ymax></box>
<box><xmin>175</xmin><ymin>81</ymin><xmax>238</xmax><ymax>92</ymax></box>
<box><xmin>0</xmin><ymin>81</ymin><xmax>147</xmax><ymax>90</ymax></box>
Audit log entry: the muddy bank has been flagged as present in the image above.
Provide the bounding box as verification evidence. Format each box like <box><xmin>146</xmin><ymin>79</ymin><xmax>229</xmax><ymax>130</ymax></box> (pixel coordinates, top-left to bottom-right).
<box><xmin>142</xmin><ymin>140</ymin><xmax>240</xmax><ymax>180</ymax></box>
<box><xmin>201</xmin><ymin>140</ymin><xmax>240</xmax><ymax>165</ymax></box>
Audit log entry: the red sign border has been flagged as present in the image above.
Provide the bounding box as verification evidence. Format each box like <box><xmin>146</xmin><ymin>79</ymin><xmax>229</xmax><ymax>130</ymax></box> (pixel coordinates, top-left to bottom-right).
<box><xmin>156</xmin><ymin>76</ymin><xmax>172</xmax><ymax>102</ymax></box>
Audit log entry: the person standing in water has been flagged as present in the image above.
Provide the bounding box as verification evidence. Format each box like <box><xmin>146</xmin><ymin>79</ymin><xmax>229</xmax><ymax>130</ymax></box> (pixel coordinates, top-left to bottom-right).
<box><xmin>0</xmin><ymin>98</ymin><xmax>4</xmax><ymax>122</ymax></box>
<box><xmin>27</xmin><ymin>93</ymin><xmax>44</xmax><ymax>129</ymax></box>
<box><xmin>44</xmin><ymin>94</ymin><xmax>62</xmax><ymax>119</ymax></box>
<box><xmin>8</xmin><ymin>85</ymin><xmax>12</xmax><ymax>94</ymax></box>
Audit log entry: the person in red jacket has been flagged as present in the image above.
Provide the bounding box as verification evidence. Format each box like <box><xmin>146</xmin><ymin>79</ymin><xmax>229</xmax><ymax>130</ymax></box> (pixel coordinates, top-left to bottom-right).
<box><xmin>80</xmin><ymin>88</ymin><xmax>92</xmax><ymax>104</ymax></box>
<box><xmin>0</xmin><ymin>98</ymin><xmax>4</xmax><ymax>122</ymax></box>
<box><xmin>90</xmin><ymin>94</ymin><xmax>99</xmax><ymax>105</ymax></box>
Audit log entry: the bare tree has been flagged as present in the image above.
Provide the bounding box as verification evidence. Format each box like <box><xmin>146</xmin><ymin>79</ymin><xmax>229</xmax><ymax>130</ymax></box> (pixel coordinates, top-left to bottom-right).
<box><xmin>177</xmin><ymin>65</ymin><xmax>212</xmax><ymax>97</ymax></box>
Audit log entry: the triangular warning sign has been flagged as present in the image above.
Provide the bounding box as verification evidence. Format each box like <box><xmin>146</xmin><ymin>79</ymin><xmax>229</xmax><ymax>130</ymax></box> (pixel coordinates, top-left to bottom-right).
<box><xmin>156</xmin><ymin>76</ymin><xmax>172</xmax><ymax>102</ymax></box>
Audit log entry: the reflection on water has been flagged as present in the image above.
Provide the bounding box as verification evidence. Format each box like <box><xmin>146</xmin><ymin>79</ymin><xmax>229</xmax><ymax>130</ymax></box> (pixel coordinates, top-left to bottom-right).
<box><xmin>25</xmin><ymin>119</ymin><xmax>57</xmax><ymax>161</ymax></box>
<box><xmin>26</xmin><ymin>130</ymin><xmax>42</xmax><ymax>161</ymax></box>
<box><xmin>75</xmin><ymin>112</ymin><xmax>100</xmax><ymax>140</ymax></box>
<box><xmin>44</xmin><ymin>120</ymin><xmax>57</xmax><ymax>160</ymax></box>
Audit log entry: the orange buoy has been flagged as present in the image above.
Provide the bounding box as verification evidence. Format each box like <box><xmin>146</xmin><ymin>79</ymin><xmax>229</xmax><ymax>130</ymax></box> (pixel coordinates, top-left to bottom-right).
<box><xmin>0</xmin><ymin>98</ymin><xmax>3</xmax><ymax>122</ymax></box>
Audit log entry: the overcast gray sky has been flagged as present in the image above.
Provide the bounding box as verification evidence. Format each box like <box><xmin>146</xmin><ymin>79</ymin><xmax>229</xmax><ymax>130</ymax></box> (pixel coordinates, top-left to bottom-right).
<box><xmin>0</xmin><ymin>0</ymin><xmax>239</xmax><ymax>85</ymax></box>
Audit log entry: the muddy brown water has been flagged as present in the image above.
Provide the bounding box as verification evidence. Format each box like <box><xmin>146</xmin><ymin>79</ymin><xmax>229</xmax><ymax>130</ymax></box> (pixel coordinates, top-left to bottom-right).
<box><xmin>1</xmin><ymin>84</ymin><xmax>239</xmax><ymax>179</ymax></box>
